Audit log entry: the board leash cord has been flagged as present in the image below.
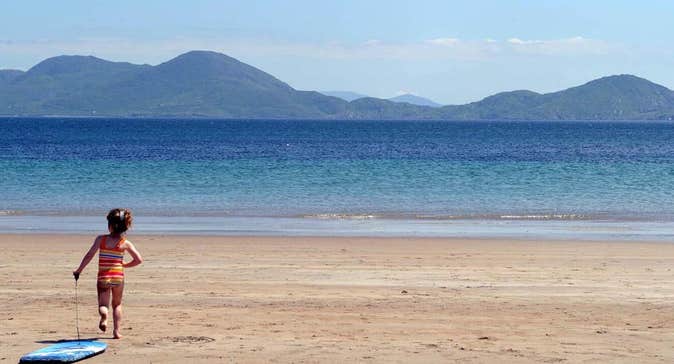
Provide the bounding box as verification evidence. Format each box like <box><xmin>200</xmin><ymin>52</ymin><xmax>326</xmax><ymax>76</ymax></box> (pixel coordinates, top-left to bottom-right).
<box><xmin>75</xmin><ymin>279</ymin><xmax>81</xmax><ymax>342</ymax></box>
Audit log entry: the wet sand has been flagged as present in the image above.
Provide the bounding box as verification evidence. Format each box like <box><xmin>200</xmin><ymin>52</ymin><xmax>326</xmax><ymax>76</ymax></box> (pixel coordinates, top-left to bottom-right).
<box><xmin>2</xmin><ymin>234</ymin><xmax>674</xmax><ymax>363</ymax></box>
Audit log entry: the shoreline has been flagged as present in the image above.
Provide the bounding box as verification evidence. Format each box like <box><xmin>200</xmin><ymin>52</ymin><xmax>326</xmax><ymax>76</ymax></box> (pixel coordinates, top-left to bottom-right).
<box><xmin>2</xmin><ymin>214</ymin><xmax>674</xmax><ymax>242</ymax></box>
<box><xmin>3</xmin><ymin>234</ymin><xmax>673</xmax><ymax>363</ymax></box>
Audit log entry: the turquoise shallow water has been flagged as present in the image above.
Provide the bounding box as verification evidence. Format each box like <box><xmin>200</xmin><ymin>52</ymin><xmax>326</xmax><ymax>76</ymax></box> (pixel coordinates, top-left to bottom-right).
<box><xmin>2</xmin><ymin>117</ymin><xmax>674</xmax><ymax>238</ymax></box>
<box><xmin>2</xmin><ymin>159</ymin><xmax>673</xmax><ymax>219</ymax></box>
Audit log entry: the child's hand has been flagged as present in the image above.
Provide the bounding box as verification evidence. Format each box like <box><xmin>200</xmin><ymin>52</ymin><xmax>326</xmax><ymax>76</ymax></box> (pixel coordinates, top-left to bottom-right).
<box><xmin>73</xmin><ymin>271</ymin><xmax>80</xmax><ymax>281</ymax></box>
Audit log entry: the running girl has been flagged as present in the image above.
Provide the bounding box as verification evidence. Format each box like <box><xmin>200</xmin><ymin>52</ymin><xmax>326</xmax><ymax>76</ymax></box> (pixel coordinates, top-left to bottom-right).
<box><xmin>74</xmin><ymin>208</ymin><xmax>143</xmax><ymax>339</ymax></box>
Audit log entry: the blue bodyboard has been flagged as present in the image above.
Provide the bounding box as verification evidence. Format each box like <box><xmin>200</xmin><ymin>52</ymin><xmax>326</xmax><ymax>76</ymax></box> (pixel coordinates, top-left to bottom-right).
<box><xmin>19</xmin><ymin>340</ymin><xmax>107</xmax><ymax>363</ymax></box>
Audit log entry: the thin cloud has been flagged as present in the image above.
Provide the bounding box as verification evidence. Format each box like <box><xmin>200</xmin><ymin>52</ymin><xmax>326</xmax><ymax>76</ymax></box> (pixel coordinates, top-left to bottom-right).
<box><xmin>425</xmin><ymin>38</ymin><xmax>460</xmax><ymax>46</ymax></box>
<box><xmin>362</xmin><ymin>39</ymin><xmax>382</xmax><ymax>46</ymax></box>
<box><xmin>505</xmin><ymin>36</ymin><xmax>615</xmax><ymax>55</ymax></box>
<box><xmin>0</xmin><ymin>35</ymin><xmax>623</xmax><ymax>70</ymax></box>
<box><xmin>507</xmin><ymin>38</ymin><xmax>528</xmax><ymax>45</ymax></box>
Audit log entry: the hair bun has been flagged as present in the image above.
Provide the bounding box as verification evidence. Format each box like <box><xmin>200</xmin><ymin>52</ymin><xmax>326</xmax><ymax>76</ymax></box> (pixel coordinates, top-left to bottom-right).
<box><xmin>107</xmin><ymin>208</ymin><xmax>133</xmax><ymax>234</ymax></box>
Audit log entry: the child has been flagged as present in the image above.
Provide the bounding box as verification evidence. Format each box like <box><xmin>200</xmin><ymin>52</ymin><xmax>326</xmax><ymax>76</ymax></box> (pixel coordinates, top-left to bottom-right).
<box><xmin>73</xmin><ymin>208</ymin><xmax>143</xmax><ymax>339</ymax></box>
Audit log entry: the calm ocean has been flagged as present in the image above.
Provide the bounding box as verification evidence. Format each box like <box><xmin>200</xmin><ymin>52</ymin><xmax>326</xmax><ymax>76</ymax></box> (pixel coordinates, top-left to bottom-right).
<box><xmin>2</xmin><ymin>117</ymin><xmax>674</xmax><ymax>239</ymax></box>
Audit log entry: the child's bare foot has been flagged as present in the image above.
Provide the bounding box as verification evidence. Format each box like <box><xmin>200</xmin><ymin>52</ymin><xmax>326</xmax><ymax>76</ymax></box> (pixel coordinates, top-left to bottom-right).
<box><xmin>98</xmin><ymin>306</ymin><xmax>108</xmax><ymax>332</ymax></box>
<box><xmin>113</xmin><ymin>330</ymin><xmax>122</xmax><ymax>339</ymax></box>
<box><xmin>99</xmin><ymin>318</ymin><xmax>107</xmax><ymax>332</ymax></box>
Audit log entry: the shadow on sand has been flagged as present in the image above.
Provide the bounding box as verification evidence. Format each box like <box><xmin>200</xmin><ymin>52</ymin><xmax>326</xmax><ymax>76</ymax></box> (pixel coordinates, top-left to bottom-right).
<box><xmin>35</xmin><ymin>338</ymin><xmax>104</xmax><ymax>344</ymax></box>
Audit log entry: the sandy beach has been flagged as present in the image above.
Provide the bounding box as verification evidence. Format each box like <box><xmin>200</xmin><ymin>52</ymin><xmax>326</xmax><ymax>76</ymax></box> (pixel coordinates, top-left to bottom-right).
<box><xmin>2</xmin><ymin>234</ymin><xmax>673</xmax><ymax>363</ymax></box>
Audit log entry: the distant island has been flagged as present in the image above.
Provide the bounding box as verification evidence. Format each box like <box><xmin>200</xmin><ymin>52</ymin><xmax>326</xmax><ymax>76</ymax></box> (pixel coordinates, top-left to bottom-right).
<box><xmin>319</xmin><ymin>91</ymin><xmax>369</xmax><ymax>102</ymax></box>
<box><xmin>387</xmin><ymin>94</ymin><xmax>442</xmax><ymax>108</ymax></box>
<box><xmin>1</xmin><ymin>50</ymin><xmax>674</xmax><ymax>120</ymax></box>
<box><xmin>320</xmin><ymin>91</ymin><xmax>442</xmax><ymax>107</ymax></box>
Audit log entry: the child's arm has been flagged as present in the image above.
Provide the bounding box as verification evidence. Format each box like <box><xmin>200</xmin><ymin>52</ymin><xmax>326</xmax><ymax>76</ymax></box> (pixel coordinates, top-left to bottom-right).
<box><xmin>74</xmin><ymin>237</ymin><xmax>100</xmax><ymax>278</ymax></box>
<box><xmin>122</xmin><ymin>241</ymin><xmax>143</xmax><ymax>268</ymax></box>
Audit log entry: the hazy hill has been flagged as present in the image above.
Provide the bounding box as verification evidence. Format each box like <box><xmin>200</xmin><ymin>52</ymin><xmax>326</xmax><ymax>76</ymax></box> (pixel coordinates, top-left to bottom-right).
<box><xmin>323</xmin><ymin>91</ymin><xmax>443</xmax><ymax>107</ymax></box>
<box><xmin>445</xmin><ymin>90</ymin><xmax>544</xmax><ymax>120</ymax></box>
<box><xmin>346</xmin><ymin>97</ymin><xmax>441</xmax><ymax>120</ymax></box>
<box><xmin>0</xmin><ymin>70</ymin><xmax>24</xmax><ymax>85</ymax></box>
<box><xmin>388</xmin><ymin>94</ymin><xmax>442</xmax><ymax>107</ymax></box>
<box><xmin>320</xmin><ymin>91</ymin><xmax>368</xmax><ymax>102</ymax></box>
<box><xmin>1</xmin><ymin>51</ymin><xmax>673</xmax><ymax>120</ymax></box>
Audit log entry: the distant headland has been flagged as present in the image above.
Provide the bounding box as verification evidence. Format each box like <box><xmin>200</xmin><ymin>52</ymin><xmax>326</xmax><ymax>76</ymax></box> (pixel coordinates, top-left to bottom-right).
<box><xmin>1</xmin><ymin>50</ymin><xmax>673</xmax><ymax>120</ymax></box>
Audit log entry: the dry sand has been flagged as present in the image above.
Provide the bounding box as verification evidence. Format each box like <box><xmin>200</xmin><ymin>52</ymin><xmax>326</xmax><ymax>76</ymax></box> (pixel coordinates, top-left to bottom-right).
<box><xmin>2</xmin><ymin>234</ymin><xmax>674</xmax><ymax>363</ymax></box>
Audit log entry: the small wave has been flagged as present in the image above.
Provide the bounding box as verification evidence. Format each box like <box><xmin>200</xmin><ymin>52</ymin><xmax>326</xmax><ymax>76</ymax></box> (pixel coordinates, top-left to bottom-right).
<box><xmin>304</xmin><ymin>212</ymin><xmax>594</xmax><ymax>221</ymax></box>
<box><xmin>497</xmin><ymin>214</ymin><xmax>591</xmax><ymax>221</ymax></box>
<box><xmin>0</xmin><ymin>210</ymin><xmax>22</xmax><ymax>216</ymax></box>
<box><xmin>414</xmin><ymin>213</ymin><xmax>593</xmax><ymax>221</ymax></box>
<box><xmin>303</xmin><ymin>213</ymin><xmax>379</xmax><ymax>220</ymax></box>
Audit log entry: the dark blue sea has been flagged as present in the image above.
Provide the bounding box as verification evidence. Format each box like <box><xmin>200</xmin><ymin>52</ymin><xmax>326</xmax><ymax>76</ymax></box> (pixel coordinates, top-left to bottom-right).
<box><xmin>2</xmin><ymin>117</ymin><xmax>674</xmax><ymax>239</ymax></box>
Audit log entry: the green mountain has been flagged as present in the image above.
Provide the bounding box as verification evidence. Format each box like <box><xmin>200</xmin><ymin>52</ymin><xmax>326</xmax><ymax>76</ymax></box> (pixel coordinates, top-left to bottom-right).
<box><xmin>1</xmin><ymin>51</ymin><xmax>674</xmax><ymax>120</ymax></box>
<box><xmin>119</xmin><ymin>51</ymin><xmax>348</xmax><ymax>117</ymax></box>
<box><xmin>442</xmin><ymin>75</ymin><xmax>674</xmax><ymax>120</ymax></box>
<box><xmin>1</xmin><ymin>56</ymin><xmax>148</xmax><ymax>115</ymax></box>
<box><xmin>0</xmin><ymin>51</ymin><xmax>348</xmax><ymax>117</ymax></box>
<box><xmin>535</xmin><ymin>75</ymin><xmax>674</xmax><ymax>120</ymax></box>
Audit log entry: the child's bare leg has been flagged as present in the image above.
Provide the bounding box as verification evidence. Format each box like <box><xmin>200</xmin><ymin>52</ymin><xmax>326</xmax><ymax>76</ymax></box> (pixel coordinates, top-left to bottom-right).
<box><xmin>97</xmin><ymin>284</ymin><xmax>111</xmax><ymax>332</ymax></box>
<box><xmin>111</xmin><ymin>284</ymin><xmax>124</xmax><ymax>339</ymax></box>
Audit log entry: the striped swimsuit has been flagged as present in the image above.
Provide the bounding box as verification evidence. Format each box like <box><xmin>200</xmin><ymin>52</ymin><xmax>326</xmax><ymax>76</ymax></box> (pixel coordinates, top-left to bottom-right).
<box><xmin>97</xmin><ymin>236</ymin><xmax>125</xmax><ymax>287</ymax></box>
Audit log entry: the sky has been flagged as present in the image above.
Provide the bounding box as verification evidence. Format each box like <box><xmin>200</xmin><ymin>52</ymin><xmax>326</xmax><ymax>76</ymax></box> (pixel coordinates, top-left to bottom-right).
<box><xmin>1</xmin><ymin>0</ymin><xmax>673</xmax><ymax>104</ymax></box>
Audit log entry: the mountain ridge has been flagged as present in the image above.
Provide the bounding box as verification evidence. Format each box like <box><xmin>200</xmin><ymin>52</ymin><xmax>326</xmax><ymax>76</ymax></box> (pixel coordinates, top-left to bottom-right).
<box><xmin>2</xmin><ymin>51</ymin><xmax>673</xmax><ymax>120</ymax></box>
<box><xmin>321</xmin><ymin>91</ymin><xmax>443</xmax><ymax>107</ymax></box>
<box><xmin>320</xmin><ymin>91</ymin><xmax>368</xmax><ymax>102</ymax></box>
<box><xmin>389</xmin><ymin>94</ymin><xmax>442</xmax><ymax>107</ymax></box>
